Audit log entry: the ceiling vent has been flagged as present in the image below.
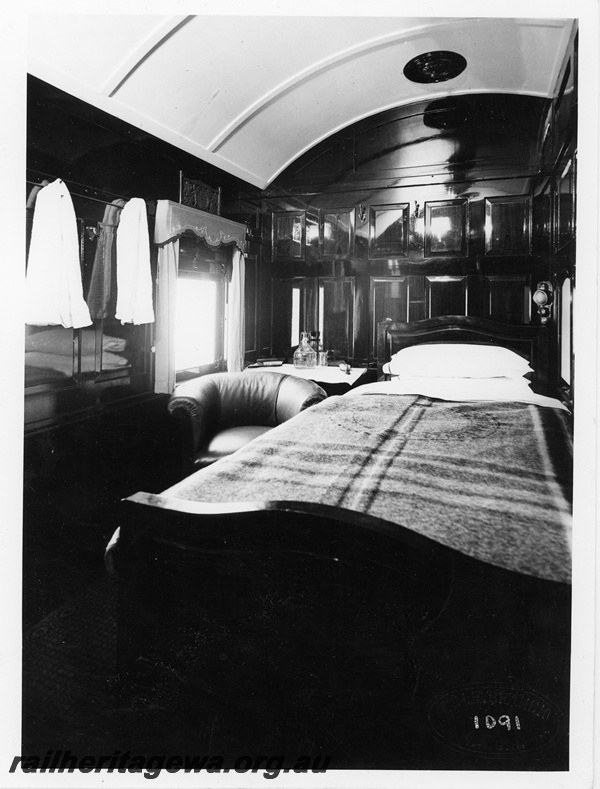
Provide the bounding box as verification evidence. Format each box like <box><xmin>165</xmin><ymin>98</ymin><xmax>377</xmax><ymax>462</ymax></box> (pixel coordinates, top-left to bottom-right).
<box><xmin>403</xmin><ymin>51</ymin><xmax>467</xmax><ymax>84</ymax></box>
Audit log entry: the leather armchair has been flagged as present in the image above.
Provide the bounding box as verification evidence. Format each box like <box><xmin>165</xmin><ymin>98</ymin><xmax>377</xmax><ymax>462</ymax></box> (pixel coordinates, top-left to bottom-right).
<box><xmin>168</xmin><ymin>371</ymin><xmax>327</xmax><ymax>475</ymax></box>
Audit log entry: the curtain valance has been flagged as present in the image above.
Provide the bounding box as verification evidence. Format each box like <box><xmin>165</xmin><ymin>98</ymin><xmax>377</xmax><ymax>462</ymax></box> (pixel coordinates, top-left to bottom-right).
<box><xmin>154</xmin><ymin>199</ymin><xmax>247</xmax><ymax>252</ymax></box>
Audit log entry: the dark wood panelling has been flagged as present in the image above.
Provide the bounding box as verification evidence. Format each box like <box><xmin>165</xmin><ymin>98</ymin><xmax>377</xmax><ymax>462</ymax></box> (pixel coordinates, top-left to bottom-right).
<box><xmin>370</xmin><ymin>278</ymin><xmax>410</xmax><ymax>357</ymax></box>
<box><xmin>484</xmin><ymin>196</ymin><xmax>531</xmax><ymax>256</ymax></box>
<box><xmin>426</xmin><ymin>276</ymin><xmax>469</xmax><ymax>318</ymax></box>
<box><xmin>283</xmin><ymin>95</ymin><xmax>547</xmax><ymax>191</ymax></box>
<box><xmin>24</xmin><ymin>76</ymin><xmax>264</xmax><ymax>624</ymax></box>
<box><xmin>318</xmin><ymin>277</ymin><xmax>355</xmax><ymax>360</ymax></box>
<box><xmin>27</xmin><ymin>74</ymin><xmax>262</xmax><ymax>430</ymax></box>
<box><xmin>261</xmin><ymin>71</ymin><xmax>577</xmax><ymax>367</ymax></box>
<box><xmin>369</xmin><ymin>204</ymin><xmax>409</xmax><ymax>259</ymax></box>
<box><xmin>272</xmin><ymin>211</ymin><xmax>305</xmax><ymax>261</ymax></box>
<box><xmin>320</xmin><ymin>208</ymin><xmax>355</xmax><ymax>260</ymax></box>
<box><xmin>530</xmin><ymin>29</ymin><xmax>577</xmax><ymax>405</ymax></box>
<box><xmin>556</xmin><ymin>155</ymin><xmax>576</xmax><ymax>253</ymax></box>
<box><xmin>484</xmin><ymin>276</ymin><xmax>532</xmax><ymax>324</ymax></box>
<box><xmin>23</xmin><ymin>395</ymin><xmax>180</xmax><ymax>624</ymax></box>
<box><xmin>424</xmin><ymin>200</ymin><xmax>468</xmax><ymax>258</ymax></box>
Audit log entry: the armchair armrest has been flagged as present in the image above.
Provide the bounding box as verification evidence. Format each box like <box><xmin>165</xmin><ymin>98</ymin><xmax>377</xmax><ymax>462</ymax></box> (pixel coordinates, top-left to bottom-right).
<box><xmin>276</xmin><ymin>375</ymin><xmax>327</xmax><ymax>423</ymax></box>
<box><xmin>168</xmin><ymin>377</ymin><xmax>221</xmax><ymax>458</ymax></box>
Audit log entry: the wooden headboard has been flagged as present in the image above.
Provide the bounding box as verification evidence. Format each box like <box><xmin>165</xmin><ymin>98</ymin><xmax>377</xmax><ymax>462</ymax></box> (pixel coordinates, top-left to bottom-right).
<box><xmin>377</xmin><ymin>316</ymin><xmax>549</xmax><ymax>387</ymax></box>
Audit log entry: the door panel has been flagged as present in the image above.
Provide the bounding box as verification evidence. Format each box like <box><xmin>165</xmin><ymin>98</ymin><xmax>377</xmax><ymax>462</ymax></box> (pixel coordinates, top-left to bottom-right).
<box><xmin>484</xmin><ymin>276</ymin><xmax>531</xmax><ymax>324</ymax></box>
<box><xmin>370</xmin><ymin>278</ymin><xmax>409</xmax><ymax>359</ymax></box>
<box><xmin>425</xmin><ymin>276</ymin><xmax>469</xmax><ymax>318</ymax></box>
<box><xmin>271</xmin><ymin>277</ymin><xmax>317</xmax><ymax>359</ymax></box>
<box><xmin>318</xmin><ymin>278</ymin><xmax>355</xmax><ymax>360</ymax></box>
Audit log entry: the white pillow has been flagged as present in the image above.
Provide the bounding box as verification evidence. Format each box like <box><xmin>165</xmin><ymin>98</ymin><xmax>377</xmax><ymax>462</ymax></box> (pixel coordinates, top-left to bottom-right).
<box><xmin>385</xmin><ymin>343</ymin><xmax>533</xmax><ymax>378</ymax></box>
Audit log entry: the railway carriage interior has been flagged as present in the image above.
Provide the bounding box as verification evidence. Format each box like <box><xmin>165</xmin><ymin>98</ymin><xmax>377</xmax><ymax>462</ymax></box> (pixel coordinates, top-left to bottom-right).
<box><xmin>16</xmin><ymin>8</ymin><xmax>598</xmax><ymax>777</ymax></box>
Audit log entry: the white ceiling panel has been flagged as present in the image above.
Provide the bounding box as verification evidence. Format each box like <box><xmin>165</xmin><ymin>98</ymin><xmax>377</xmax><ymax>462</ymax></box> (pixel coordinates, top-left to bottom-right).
<box><xmin>27</xmin><ymin>13</ymin><xmax>575</xmax><ymax>189</ymax></box>
<box><xmin>28</xmin><ymin>14</ymin><xmax>176</xmax><ymax>93</ymax></box>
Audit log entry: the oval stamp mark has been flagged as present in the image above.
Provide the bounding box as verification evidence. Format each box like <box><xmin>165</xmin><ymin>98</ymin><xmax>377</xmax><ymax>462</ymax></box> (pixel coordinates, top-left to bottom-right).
<box><xmin>427</xmin><ymin>683</ymin><xmax>563</xmax><ymax>757</ymax></box>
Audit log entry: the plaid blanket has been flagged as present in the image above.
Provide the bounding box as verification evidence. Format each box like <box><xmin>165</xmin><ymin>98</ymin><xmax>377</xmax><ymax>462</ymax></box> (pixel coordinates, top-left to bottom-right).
<box><xmin>163</xmin><ymin>394</ymin><xmax>573</xmax><ymax>583</ymax></box>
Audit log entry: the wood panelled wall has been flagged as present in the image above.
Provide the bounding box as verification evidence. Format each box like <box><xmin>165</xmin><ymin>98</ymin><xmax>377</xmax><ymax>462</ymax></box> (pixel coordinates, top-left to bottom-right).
<box><xmin>25</xmin><ymin>75</ymin><xmax>262</xmax><ymax>432</ymax></box>
<box><xmin>531</xmin><ymin>30</ymin><xmax>578</xmax><ymax>404</ymax></box>
<box><xmin>24</xmin><ymin>76</ymin><xmax>262</xmax><ymax>622</ymax></box>
<box><xmin>248</xmin><ymin>51</ymin><xmax>577</xmax><ymax>384</ymax></box>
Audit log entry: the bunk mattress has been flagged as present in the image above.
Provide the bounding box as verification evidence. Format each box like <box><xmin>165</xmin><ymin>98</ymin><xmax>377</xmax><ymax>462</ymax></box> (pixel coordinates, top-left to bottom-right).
<box><xmin>161</xmin><ymin>389</ymin><xmax>573</xmax><ymax>584</ymax></box>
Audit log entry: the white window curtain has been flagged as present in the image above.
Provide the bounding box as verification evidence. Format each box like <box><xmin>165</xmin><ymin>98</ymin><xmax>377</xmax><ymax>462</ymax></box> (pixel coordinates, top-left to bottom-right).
<box><xmin>153</xmin><ymin>200</ymin><xmax>247</xmax><ymax>394</ymax></box>
<box><xmin>226</xmin><ymin>248</ymin><xmax>245</xmax><ymax>372</ymax></box>
<box><xmin>154</xmin><ymin>238</ymin><xmax>179</xmax><ymax>394</ymax></box>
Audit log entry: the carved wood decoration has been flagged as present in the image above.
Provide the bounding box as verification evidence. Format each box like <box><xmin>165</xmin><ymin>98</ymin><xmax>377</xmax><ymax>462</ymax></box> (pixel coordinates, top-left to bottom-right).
<box><xmin>180</xmin><ymin>172</ymin><xmax>221</xmax><ymax>215</ymax></box>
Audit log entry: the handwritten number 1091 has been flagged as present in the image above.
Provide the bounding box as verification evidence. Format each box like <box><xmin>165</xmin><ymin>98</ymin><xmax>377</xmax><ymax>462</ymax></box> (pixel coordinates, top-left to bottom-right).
<box><xmin>474</xmin><ymin>715</ymin><xmax>521</xmax><ymax>730</ymax></box>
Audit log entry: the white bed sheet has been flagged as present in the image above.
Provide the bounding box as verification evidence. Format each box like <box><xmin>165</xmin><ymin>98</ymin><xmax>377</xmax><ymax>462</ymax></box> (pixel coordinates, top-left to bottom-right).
<box><xmin>345</xmin><ymin>376</ymin><xmax>569</xmax><ymax>411</ymax></box>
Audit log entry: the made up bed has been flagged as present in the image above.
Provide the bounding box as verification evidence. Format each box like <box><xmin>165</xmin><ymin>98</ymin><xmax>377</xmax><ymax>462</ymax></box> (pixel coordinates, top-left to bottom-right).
<box><xmin>111</xmin><ymin>317</ymin><xmax>573</xmax><ymax>770</ymax></box>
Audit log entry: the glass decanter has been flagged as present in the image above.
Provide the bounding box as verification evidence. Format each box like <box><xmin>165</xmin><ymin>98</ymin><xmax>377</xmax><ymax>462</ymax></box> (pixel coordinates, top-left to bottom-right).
<box><xmin>293</xmin><ymin>331</ymin><xmax>317</xmax><ymax>368</ymax></box>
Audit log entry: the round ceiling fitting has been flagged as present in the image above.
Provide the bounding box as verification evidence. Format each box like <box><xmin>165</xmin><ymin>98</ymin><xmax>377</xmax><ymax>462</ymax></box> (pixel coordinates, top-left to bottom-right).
<box><xmin>403</xmin><ymin>51</ymin><xmax>467</xmax><ymax>84</ymax></box>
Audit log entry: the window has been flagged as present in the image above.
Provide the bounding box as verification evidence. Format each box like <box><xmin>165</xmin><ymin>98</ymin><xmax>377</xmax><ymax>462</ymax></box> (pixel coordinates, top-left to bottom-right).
<box><xmin>153</xmin><ymin>201</ymin><xmax>247</xmax><ymax>393</ymax></box>
<box><xmin>175</xmin><ymin>237</ymin><xmax>226</xmax><ymax>380</ymax></box>
<box><xmin>559</xmin><ymin>277</ymin><xmax>572</xmax><ymax>387</ymax></box>
<box><xmin>291</xmin><ymin>285</ymin><xmax>301</xmax><ymax>348</ymax></box>
<box><xmin>270</xmin><ymin>276</ymin><xmax>355</xmax><ymax>362</ymax></box>
<box><xmin>175</xmin><ymin>275</ymin><xmax>220</xmax><ymax>370</ymax></box>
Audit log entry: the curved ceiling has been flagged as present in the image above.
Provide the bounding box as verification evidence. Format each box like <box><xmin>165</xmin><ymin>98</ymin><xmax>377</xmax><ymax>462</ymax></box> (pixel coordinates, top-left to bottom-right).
<box><xmin>27</xmin><ymin>14</ymin><xmax>575</xmax><ymax>190</ymax></box>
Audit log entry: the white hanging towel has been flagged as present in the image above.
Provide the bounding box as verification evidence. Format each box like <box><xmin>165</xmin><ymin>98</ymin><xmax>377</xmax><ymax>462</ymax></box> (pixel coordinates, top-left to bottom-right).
<box><xmin>25</xmin><ymin>179</ymin><xmax>92</xmax><ymax>328</ymax></box>
<box><xmin>115</xmin><ymin>198</ymin><xmax>155</xmax><ymax>324</ymax></box>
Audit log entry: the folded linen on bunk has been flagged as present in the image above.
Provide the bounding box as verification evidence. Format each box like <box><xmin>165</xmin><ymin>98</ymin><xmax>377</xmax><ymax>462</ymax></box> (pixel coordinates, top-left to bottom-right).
<box><xmin>25</xmin><ymin>351</ymin><xmax>129</xmax><ymax>376</ymax></box>
<box><xmin>25</xmin><ymin>327</ymin><xmax>126</xmax><ymax>355</ymax></box>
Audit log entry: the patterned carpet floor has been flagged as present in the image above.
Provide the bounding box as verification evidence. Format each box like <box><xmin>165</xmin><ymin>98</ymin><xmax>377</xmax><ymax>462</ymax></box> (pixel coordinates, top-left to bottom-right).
<box><xmin>22</xmin><ymin>574</ymin><xmax>122</xmax><ymax>754</ymax></box>
<box><xmin>22</xmin><ymin>574</ymin><xmax>295</xmax><ymax>759</ymax></box>
<box><xmin>22</xmin><ymin>568</ymin><xmax>570</xmax><ymax>770</ymax></box>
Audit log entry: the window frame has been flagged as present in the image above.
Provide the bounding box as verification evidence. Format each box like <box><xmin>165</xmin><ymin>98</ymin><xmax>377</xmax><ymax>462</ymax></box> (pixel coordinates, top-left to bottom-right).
<box><xmin>174</xmin><ymin>267</ymin><xmax>227</xmax><ymax>382</ymax></box>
